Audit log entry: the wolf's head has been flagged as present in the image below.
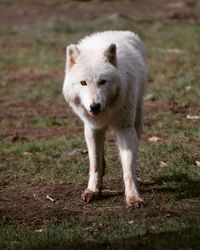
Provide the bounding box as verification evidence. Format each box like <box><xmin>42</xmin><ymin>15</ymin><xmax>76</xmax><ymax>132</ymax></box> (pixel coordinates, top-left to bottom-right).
<box><xmin>63</xmin><ymin>43</ymin><xmax>121</xmax><ymax>118</ymax></box>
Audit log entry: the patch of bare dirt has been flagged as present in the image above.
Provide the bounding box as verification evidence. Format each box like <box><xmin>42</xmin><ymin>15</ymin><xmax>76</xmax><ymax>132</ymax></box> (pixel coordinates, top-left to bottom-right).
<box><xmin>0</xmin><ymin>101</ymin><xmax>64</xmax><ymax>119</ymax></box>
<box><xmin>0</xmin><ymin>98</ymin><xmax>83</xmax><ymax>141</ymax></box>
<box><xmin>0</xmin><ymin>183</ymin><xmax>82</xmax><ymax>228</ymax></box>
<box><xmin>0</xmin><ymin>181</ymin><xmax>123</xmax><ymax>228</ymax></box>
<box><xmin>180</xmin><ymin>198</ymin><xmax>200</xmax><ymax>210</ymax></box>
<box><xmin>144</xmin><ymin>99</ymin><xmax>173</xmax><ymax>115</ymax></box>
<box><xmin>0</xmin><ymin>0</ymin><xmax>199</xmax><ymax>27</ymax></box>
<box><xmin>4</xmin><ymin>72</ymin><xmax>59</xmax><ymax>85</ymax></box>
<box><xmin>0</xmin><ymin>96</ymin><xmax>197</xmax><ymax>142</ymax></box>
<box><xmin>0</xmin><ymin>98</ymin><xmax>189</xmax><ymax>142</ymax></box>
<box><xmin>144</xmin><ymin>99</ymin><xmax>200</xmax><ymax>119</ymax></box>
<box><xmin>0</xmin><ymin>179</ymin><xmax>199</xmax><ymax>228</ymax></box>
<box><xmin>0</xmin><ymin>126</ymin><xmax>82</xmax><ymax>142</ymax></box>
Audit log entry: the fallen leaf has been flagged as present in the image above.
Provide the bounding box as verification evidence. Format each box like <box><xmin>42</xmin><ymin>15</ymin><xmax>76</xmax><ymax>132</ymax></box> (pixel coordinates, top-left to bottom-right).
<box><xmin>185</xmin><ymin>85</ymin><xmax>191</xmax><ymax>91</ymax></box>
<box><xmin>186</xmin><ymin>115</ymin><xmax>200</xmax><ymax>120</ymax></box>
<box><xmin>34</xmin><ymin>229</ymin><xmax>44</xmax><ymax>233</ymax></box>
<box><xmin>144</xmin><ymin>93</ymin><xmax>155</xmax><ymax>101</ymax></box>
<box><xmin>159</xmin><ymin>161</ymin><xmax>168</xmax><ymax>168</ymax></box>
<box><xmin>149</xmin><ymin>136</ymin><xmax>162</xmax><ymax>142</ymax></box>
<box><xmin>137</xmin><ymin>177</ymin><xmax>144</xmax><ymax>184</ymax></box>
<box><xmin>68</xmin><ymin>148</ymin><xmax>88</xmax><ymax>156</ymax></box>
<box><xmin>81</xmin><ymin>149</ymin><xmax>88</xmax><ymax>154</ymax></box>
<box><xmin>23</xmin><ymin>151</ymin><xmax>32</xmax><ymax>156</ymax></box>
<box><xmin>195</xmin><ymin>161</ymin><xmax>200</xmax><ymax>167</ymax></box>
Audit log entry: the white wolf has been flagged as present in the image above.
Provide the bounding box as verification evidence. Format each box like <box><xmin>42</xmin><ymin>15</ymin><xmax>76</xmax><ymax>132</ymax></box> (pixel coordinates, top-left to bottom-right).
<box><xmin>63</xmin><ymin>31</ymin><xmax>147</xmax><ymax>207</ymax></box>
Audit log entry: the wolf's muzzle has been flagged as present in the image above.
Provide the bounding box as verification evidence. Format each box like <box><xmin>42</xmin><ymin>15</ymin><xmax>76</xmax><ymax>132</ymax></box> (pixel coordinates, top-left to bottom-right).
<box><xmin>90</xmin><ymin>103</ymin><xmax>101</xmax><ymax>115</ymax></box>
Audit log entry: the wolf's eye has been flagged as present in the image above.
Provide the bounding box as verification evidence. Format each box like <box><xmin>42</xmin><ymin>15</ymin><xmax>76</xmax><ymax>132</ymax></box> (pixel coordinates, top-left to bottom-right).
<box><xmin>99</xmin><ymin>80</ymin><xmax>106</xmax><ymax>85</ymax></box>
<box><xmin>80</xmin><ymin>80</ymin><xmax>87</xmax><ymax>86</ymax></box>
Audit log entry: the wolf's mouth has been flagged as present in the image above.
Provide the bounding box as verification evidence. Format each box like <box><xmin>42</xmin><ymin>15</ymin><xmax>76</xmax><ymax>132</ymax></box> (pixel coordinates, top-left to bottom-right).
<box><xmin>89</xmin><ymin>110</ymin><xmax>101</xmax><ymax>116</ymax></box>
<box><xmin>89</xmin><ymin>103</ymin><xmax>101</xmax><ymax>116</ymax></box>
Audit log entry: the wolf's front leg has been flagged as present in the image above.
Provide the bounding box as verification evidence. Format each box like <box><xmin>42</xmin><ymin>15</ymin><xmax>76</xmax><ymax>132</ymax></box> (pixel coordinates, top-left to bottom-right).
<box><xmin>116</xmin><ymin>127</ymin><xmax>143</xmax><ymax>207</ymax></box>
<box><xmin>82</xmin><ymin>125</ymin><xmax>106</xmax><ymax>202</ymax></box>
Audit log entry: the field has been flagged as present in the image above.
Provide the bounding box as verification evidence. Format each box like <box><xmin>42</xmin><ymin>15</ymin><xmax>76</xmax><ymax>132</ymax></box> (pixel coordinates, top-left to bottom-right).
<box><xmin>0</xmin><ymin>0</ymin><xmax>200</xmax><ymax>249</ymax></box>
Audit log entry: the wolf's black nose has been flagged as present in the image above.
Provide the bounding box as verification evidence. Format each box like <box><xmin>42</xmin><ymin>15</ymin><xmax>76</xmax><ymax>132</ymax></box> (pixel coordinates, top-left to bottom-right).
<box><xmin>90</xmin><ymin>103</ymin><xmax>101</xmax><ymax>115</ymax></box>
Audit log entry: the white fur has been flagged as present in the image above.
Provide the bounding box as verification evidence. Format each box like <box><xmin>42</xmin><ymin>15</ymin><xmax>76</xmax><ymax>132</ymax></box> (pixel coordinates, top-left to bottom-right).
<box><xmin>63</xmin><ymin>31</ymin><xmax>147</xmax><ymax>206</ymax></box>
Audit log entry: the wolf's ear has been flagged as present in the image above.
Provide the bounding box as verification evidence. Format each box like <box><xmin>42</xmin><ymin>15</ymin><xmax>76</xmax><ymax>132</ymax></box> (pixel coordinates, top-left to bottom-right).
<box><xmin>66</xmin><ymin>44</ymin><xmax>80</xmax><ymax>72</ymax></box>
<box><xmin>104</xmin><ymin>44</ymin><xmax>117</xmax><ymax>66</ymax></box>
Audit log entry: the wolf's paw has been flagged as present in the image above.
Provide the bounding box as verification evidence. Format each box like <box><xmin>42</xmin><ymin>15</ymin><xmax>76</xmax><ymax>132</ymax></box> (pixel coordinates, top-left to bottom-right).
<box><xmin>126</xmin><ymin>196</ymin><xmax>144</xmax><ymax>208</ymax></box>
<box><xmin>81</xmin><ymin>189</ymin><xmax>100</xmax><ymax>202</ymax></box>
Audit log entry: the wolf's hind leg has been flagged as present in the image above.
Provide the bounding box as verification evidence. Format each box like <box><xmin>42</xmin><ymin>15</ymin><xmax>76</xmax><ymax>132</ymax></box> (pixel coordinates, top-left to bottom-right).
<box><xmin>134</xmin><ymin>107</ymin><xmax>143</xmax><ymax>140</ymax></box>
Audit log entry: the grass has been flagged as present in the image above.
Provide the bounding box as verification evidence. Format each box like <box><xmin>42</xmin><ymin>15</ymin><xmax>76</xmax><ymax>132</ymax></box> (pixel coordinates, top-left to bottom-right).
<box><xmin>0</xmin><ymin>2</ymin><xmax>200</xmax><ymax>249</ymax></box>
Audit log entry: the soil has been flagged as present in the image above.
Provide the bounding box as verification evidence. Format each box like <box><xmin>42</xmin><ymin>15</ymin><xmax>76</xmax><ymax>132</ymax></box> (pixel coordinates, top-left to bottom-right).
<box><xmin>2</xmin><ymin>180</ymin><xmax>199</xmax><ymax>229</ymax></box>
<box><xmin>0</xmin><ymin>0</ymin><xmax>198</xmax><ymax>143</ymax></box>
<box><xmin>0</xmin><ymin>95</ymin><xmax>195</xmax><ymax>142</ymax></box>
<box><xmin>0</xmin><ymin>0</ymin><xmax>199</xmax><ymax>236</ymax></box>
<box><xmin>0</xmin><ymin>0</ymin><xmax>199</xmax><ymax>27</ymax></box>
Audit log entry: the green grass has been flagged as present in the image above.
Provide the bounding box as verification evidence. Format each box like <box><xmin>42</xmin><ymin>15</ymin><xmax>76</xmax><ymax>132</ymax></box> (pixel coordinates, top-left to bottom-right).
<box><xmin>0</xmin><ymin>3</ymin><xmax>200</xmax><ymax>250</ymax></box>
<box><xmin>1</xmin><ymin>213</ymin><xmax>200</xmax><ymax>250</ymax></box>
<box><xmin>0</xmin><ymin>137</ymin><xmax>88</xmax><ymax>184</ymax></box>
